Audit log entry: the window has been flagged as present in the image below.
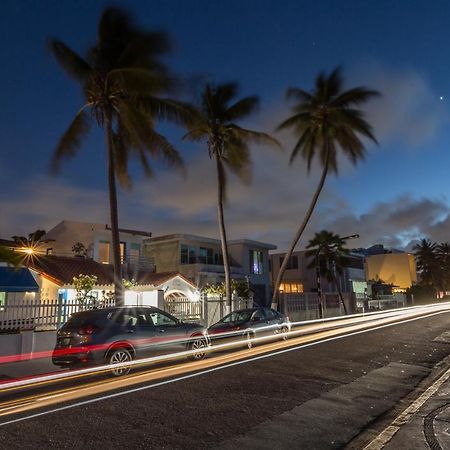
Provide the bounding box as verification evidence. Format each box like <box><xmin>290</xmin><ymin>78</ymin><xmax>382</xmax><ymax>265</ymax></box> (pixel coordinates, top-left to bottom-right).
<box><xmin>280</xmin><ymin>255</ymin><xmax>298</xmax><ymax>270</ymax></box>
<box><xmin>181</xmin><ymin>245</ymin><xmax>197</xmax><ymax>264</ymax></box>
<box><xmin>198</xmin><ymin>247</ymin><xmax>214</xmax><ymax>264</ymax></box>
<box><xmin>251</xmin><ymin>309</ymin><xmax>266</xmax><ymax>321</ymax></box>
<box><xmin>149</xmin><ymin>311</ymin><xmax>178</xmax><ymax>326</ymax></box>
<box><xmin>214</xmin><ymin>252</ymin><xmax>223</xmax><ymax>265</ymax></box>
<box><xmin>266</xmin><ymin>309</ymin><xmax>280</xmax><ymax>320</ymax></box>
<box><xmin>98</xmin><ymin>241</ymin><xmax>110</xmax><ymax>264</ymax></box>
<box><xmin>0</xmin><ymin>292</ymin><xmax>5</xmax><ymax>311</ymax></box>
<box><xmin>250</xmin><ymin>250</ymin><xmax>263</xmax><ymax>275</ymax></box>
<box><xmin>279</xmin><ymin>282</ymin><xmax>304</xmax><ymax>293</ymax></box>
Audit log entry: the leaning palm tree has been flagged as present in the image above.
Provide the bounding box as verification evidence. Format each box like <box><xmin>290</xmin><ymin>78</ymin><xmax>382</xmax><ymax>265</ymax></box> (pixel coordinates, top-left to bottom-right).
<box><xmin>49</xmin><ymin>8</ymin><xmax>188</xmax><ymax>303</ymax></box>
<box><xmin>272</xmin><ymin>68</ymin><xmax>379</xmax><ymax>307</ymax></box>
<box><xmin>184</xmin><ymin>83</ymin><xmax>280</xmax><ymax>310</ymax></box>
<box><xmin>305</xmin><ymin>230</ymin><xmax>350</xmax><ymax>315</ymax></box>
<box><xmin>11</xmin><ymin>230</ymin><xmax>47</xmax><ymax>250</ymax></box>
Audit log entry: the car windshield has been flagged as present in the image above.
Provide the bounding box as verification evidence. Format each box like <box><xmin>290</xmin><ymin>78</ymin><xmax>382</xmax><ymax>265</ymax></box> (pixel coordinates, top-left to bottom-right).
<box><xmin>220</xmin><ymin>310</ymin><xmax>253</xmax><ymax>323</ymax></box>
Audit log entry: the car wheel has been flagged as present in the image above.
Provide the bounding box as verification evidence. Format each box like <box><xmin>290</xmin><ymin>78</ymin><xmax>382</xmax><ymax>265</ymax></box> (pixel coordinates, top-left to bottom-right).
<box><xmin>107</xmin><ymin>348</ymin><xmax>133</xmax><ymax>376</ymax></box>
<box><xmin>246</xmin><ymin>331</ymin><xmax>254</xmax><ymax>349</ymax></box>
<box><xmin>280</xmin><ymin>326</ymin><xmax>289</xmax><ymax>341</ymax></box>
<box><xmin>189</xmin><ymin>337</ymin><xmax>208</xmax><ymax>360</ymax></box>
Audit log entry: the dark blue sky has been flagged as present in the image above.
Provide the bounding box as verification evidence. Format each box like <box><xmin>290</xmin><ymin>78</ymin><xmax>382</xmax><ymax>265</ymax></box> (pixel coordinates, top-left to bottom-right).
<box><xmin>1</xmin><ymin>0</ymin><xmax>449</xmax><ymax>249</ymax></box>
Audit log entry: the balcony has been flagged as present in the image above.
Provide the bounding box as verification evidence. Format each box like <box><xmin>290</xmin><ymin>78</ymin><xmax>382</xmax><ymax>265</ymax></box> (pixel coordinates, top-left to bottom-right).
<box><xmin>122</xmin><ymin>252</ymin><xmax>155</xmax><ymax>271</ymax></box>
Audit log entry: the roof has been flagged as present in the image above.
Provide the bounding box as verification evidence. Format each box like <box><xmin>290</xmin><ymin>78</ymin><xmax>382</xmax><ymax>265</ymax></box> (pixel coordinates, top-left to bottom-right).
<box><xmin>0</xmin><ymin>267</ymin><xmax>39</xmax><ymax>292</ymax></box>
<box><xmin>146</xmin><ymin>233</ymin><xmax>277</xmax><ymax>249</ymax></box>
<box><xmin>26</xmin><ymin>255</ymin><xmax>194</xmax><ymax>288</ymax></box>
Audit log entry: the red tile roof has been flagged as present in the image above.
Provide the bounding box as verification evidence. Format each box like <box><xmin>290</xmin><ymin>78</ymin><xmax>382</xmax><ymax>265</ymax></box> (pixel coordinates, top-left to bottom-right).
<box><xmin>26</xmin><ymin>255</ymin><xmax>192</xmax><ymax>288</ymax></box>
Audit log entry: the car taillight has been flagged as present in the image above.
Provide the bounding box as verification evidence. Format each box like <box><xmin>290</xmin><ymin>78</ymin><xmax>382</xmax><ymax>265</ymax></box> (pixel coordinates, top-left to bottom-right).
<box><xmin>78</xmin><ymin>325</ymin><xmax>97</xmax><ymax>335</ymax></box>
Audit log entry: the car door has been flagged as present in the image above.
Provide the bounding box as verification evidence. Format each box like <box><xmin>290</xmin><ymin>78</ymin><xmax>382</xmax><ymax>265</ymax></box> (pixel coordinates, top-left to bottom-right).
<box><xmin>117</xmin><ymin>308</ymin><xmax>157</xmax><ymax>358</ymax></box>
<box><xmin>249</xmin><ymin>309</ymin><xmax>271</xmax><ymax>337</ymax></box>
<box><xmin>147</xmin><ymin>310</ymin><xmax>188</xmax><ymax>356</ymax></box>
<box><xmin>265</xmin><ymin>308</ymin><xmax>283</xmax><ymax>336</ymax></box>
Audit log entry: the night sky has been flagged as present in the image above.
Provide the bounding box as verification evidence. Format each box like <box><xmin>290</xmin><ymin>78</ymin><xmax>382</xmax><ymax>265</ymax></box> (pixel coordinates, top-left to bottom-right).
<box><xmin>1</xmin><ymin>0</ymin><xmax>449</xmax><ymax>251</ymax></box>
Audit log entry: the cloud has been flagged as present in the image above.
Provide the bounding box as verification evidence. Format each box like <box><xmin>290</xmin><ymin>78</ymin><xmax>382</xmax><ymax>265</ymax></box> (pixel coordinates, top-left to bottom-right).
<box><xmin>351</xmin><ymin>62</ymin><xmax>447</xmax><ymax>146</ymax></box>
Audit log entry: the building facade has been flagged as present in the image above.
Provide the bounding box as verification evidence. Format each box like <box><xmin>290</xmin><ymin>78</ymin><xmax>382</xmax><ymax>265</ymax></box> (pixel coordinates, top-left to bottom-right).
<box><xmin>143</xmin><ymin>234</ymin><xmax>276</xmax><ymax>305</ymax></box>
<box><xmin>269</xmin><ymin>250</ymin><xmax>367</xmax><ymax>295</ymax></box>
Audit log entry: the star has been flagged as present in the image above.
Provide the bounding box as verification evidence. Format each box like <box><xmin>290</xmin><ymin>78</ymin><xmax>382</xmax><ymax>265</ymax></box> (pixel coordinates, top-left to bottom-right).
<box><xmin>439</xmin><ymin>96</ymin><xmax>444</xmax><ymax>101</ymax></box>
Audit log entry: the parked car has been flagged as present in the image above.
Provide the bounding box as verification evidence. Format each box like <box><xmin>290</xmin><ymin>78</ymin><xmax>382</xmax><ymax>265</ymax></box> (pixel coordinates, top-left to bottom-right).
<box><xmin>52</xmin><ymin>307</ymin><xmax>209</xmax><ymax>375</ymax></box>
<box><xmin>207</xmin><ymin>307</ymin><xmax>290</xmax><ymax>350</ymax></box>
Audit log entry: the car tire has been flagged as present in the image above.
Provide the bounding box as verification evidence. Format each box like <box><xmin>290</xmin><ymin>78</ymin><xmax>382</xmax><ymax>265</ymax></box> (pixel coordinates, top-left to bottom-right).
<box><xmin>107</xmin><ymin>347</ymin><xmax>133</xmax><ymax>376</ymax></box>
<box><xmin>188</xmin><ymin>336</ymin><xmax>208</xmax><ymax>361</ymax></box>
<box><xmin>280</xmin><ymin>326</ymin><xmax>289</xmax><ymax>341</ymax></box>
<box><xmin>246</xmin><ymin>331</ymin><xmax>254</xmax><ymax>349</ymax></box>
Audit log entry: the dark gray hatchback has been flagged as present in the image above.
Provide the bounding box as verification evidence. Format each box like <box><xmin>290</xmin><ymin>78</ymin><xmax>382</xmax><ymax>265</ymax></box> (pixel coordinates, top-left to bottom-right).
<box><xmin>52</xmin><ymin>307</ymin><xmax>208</xmax><ymax>374</ymax></box>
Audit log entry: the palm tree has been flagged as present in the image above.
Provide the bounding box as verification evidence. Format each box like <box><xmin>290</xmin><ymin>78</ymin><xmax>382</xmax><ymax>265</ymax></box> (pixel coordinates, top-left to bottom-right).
<box><xmin>49</xmin><ymin>8</ymin><xmax>188</xmax><ymax>303</ymax></box>
<box><xmin>272</xmin><ymin>68</ymin><xmax>379</xmax><ymax>307</ymax></box>
<box><xmin>184</xmin><ymin>83</ymin><xmax>280</xmax><ymax>310</ymax></box>
<box><xmin>414</xmin><ymin>239</ymin><xmax>439</xmax><ymax>292</ymax></box>
<box><xmin>305</xmin><ymin>230</ymin><xmax>350</xmax><ymax>314</ymax></box>
<box><xmin>437</xmin><ymin>242</ymin><xmax>450</xmax><ymax>295</ymax></box>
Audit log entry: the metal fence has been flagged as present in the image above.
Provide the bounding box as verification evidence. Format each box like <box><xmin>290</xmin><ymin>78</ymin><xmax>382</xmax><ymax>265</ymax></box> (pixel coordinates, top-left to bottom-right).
<box><xmin>281</xmin><ymin>292</ymin><xmax>348</xmax><ymax>321</ymax></box>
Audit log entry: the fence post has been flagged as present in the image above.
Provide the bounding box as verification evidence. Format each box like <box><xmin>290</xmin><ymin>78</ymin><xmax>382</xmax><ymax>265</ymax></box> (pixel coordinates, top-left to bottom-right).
<box><xmin>202</xmin><ymin>293</ymin><xmax>208</xmax><ymax>327</ymax></box>
<box><xmin>56</xmin><ymin>296</ymin><xmax>63</xmax><ymax>329</ymax></box>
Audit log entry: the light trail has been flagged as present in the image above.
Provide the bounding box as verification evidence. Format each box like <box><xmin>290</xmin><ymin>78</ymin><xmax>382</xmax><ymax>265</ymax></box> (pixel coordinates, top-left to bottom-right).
<box><xmin>1</xmin><ymin>303</ymin><xmax>445</xmax><ymax>392</ymax></box>
<box><xmin>0</xmin><ymin>303</ymin><xmax>448</xmax><ymax>393</ymax></box>
<box><xmin>0</xmin><ymin>303</ymin><xmax>449</xmax><ymax>422</ymax></box>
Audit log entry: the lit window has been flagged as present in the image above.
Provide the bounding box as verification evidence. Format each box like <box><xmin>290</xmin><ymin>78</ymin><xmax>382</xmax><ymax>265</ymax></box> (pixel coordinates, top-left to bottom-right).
<box><xmin>120</xmin><ymin>242</ymin><xmax>126</xmax><ymax>263</ymax></box>
<box><xmin>98</xmin><ymin>241</ymin><xmax>110</xmax><ymax>264</ymax></box>
<box><xmin>279</xmin><ymin>283</ymin><xmax>304</xmax><ymax>293</ymax></box>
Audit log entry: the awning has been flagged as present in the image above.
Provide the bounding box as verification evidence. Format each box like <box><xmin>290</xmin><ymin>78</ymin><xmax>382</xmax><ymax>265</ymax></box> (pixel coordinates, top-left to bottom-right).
<box><xmin>0</xmin><ymin>267</ymin><xmax>39</xmax><ymax>292</ymax></box>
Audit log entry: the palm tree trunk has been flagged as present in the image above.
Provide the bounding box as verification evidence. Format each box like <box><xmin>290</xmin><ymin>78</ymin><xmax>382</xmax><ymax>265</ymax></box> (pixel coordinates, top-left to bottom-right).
<box><xmin>215</xmin><ymin>156</ymin><xmax>232</xmax><ymax>312</ymax></box>
<box><xmin>271</xmin><ymin>162</ymin><xmax>329</xmax><ymax>308</ymax></box>
<box><xmin>105</xmin><ymin>116</ymin><xmax>123</xmax><ymax>304</ymax></box>
<box><xmin>331</xmin><ymin>270</ymin><xmax>348</xmax><ymax>315</ymax></box>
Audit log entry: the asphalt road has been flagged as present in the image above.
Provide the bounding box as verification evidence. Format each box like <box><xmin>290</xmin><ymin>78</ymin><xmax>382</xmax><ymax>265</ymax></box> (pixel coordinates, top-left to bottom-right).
<box><xmin>1</xmin><ymin>310</ymin><xmax>450</xmax><ymax>449</ymax></box>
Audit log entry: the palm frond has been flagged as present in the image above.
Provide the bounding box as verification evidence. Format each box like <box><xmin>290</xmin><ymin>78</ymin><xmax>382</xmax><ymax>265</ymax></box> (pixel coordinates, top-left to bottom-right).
<box><xmin>228</xmin><ymin>124</ymin><xmax>281</xmax><ymax>149</ymax></box>
<box><xmin>225</xmin><ymin>97</ymin><xmax>259</xmax><ymax>121</ymax></box>
<box><xmin>48</xmin><ymin>39</ymin><xmax>92</xmax><ymax>82</ymax></box>
<box><xmin>51</xmin><ymin>108</ymin><xmax>91</xmax><ymax>173</ymax></box>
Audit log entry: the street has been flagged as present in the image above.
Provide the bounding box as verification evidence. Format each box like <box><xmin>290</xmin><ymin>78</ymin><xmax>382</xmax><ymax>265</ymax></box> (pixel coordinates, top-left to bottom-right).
<box><xmin>0</xmin><ymin>306</ymin><xmax>450</xmax><ymax>449</ymax></box>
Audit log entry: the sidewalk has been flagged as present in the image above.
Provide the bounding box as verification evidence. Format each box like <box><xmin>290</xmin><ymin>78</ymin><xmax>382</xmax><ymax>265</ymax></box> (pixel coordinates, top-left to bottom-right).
<box><xmin>0</xmin><ymin>357</ymin><xmax>59</xmax><ymax>381</ymax></box>
<box><xmin>365</xmin><ymin>366</ymin><xmax>450</xmax><ymax>450</ymax></box>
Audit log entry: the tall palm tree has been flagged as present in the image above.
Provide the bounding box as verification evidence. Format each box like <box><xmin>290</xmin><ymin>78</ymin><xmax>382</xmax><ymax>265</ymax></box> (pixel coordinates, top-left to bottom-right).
<box><xmin>272</xmin><ymin>68</ymin><xmax>379</xmax><ymax>307</ymax></box>
<box><xmin>49</xmin><ymin>8</ymin><xmax>188</xmax><ymax>303</ymax></box>
<box><xmin>184</xmin><ymin>83</ymin><xmax>280</xmax><ymax>310</ymax></box>
<box><xmin>305</xmin><ymin>230</ymin><xmax>350</xmax><ymax>314</ymax></box>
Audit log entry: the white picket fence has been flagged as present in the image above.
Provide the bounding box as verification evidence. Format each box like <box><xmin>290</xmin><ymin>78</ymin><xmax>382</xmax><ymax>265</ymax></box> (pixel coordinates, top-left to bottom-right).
<box><xmin>0</xmin><ymin>294</ymin><xmax>252</xmax><ymax>332</ymax></box>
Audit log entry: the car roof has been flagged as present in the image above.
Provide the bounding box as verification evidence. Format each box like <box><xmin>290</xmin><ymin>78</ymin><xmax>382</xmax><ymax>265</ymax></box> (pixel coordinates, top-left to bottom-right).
<box><xmin>71</xmin><ymin>306</ymin><xmax>158</xmax><ymax>316</ymax></box>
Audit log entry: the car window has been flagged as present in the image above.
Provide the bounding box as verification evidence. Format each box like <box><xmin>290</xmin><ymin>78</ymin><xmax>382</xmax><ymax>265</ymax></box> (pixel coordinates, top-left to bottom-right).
<box><xmin>221</xmin><ymin>310</ymin><xmax>253</xmax><ymax>323</ymax></box>
<box><xmin>149</xmin><ymin>311</ymin><xmax>178</xmax><ymax>326</ymax></box>
<box><xmin>251</xmin><ymin>309</ymin><xmax>266</xmax><ymax>321</ymax></box>
<box><xmin>265</xmin><ymin>309</ymin><xmax>279</xmax><ymax>320</ymax></box>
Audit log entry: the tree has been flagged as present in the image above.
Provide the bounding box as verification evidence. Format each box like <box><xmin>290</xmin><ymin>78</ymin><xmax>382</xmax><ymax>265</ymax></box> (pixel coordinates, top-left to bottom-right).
<box><xmin>436</xmin><ymin>242</ymin><xmax>450</xmax><ymax>295</ymax></box>
<box><xmin>305</xmin><ymin>230</ymin><xmax>350</xmax><ymax>314</ymax></box>
<box><xmin>272</xmin><ymin>68</ymin><xmax>379</xmax><ymax>306</ymax></box>
<box><xmin>73</xmin><ymin>274</ymin><xmax>98</xmax><ymax>310</ymax></box>
<box><xmin>413</xmin><ymin>239</ymin><xmax>439</xmax><ymax>292</ymax></box>
<box><xmin>0</xmin><ymin>246</ymin><xmax>21</xmax><ymax>267</ymax></box>
<box><xmin>49</xmin><ymin>8</ymin><xmax>188</xmax><ymax>304</ymax></box>
<box><xmin>184</xmin><ymin>83</ymin><xmax>280</xmax><ymax>310</ymax></box>
<box><xmin>12</xmin><ymin>230</ymin><xmax>47</xmax><ymax>249</ymax></box>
